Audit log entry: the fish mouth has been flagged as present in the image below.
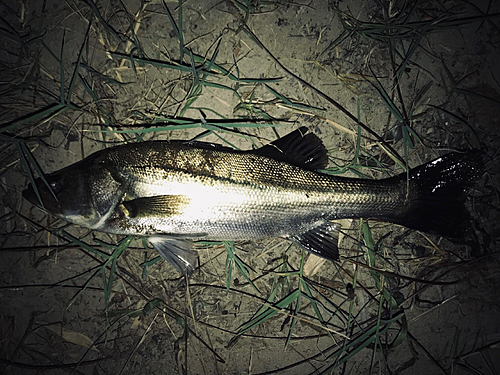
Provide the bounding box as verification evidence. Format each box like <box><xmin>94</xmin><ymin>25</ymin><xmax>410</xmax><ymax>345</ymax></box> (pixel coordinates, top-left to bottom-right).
<box><xmin>23</xmin><ymin>182</ymin><xmax>61</xmax><ymax>214</ymax></box>
<box><xmin>22</xmin><ymin>184</ymin><xmax>41</xmax><ymax>207</ymax></box>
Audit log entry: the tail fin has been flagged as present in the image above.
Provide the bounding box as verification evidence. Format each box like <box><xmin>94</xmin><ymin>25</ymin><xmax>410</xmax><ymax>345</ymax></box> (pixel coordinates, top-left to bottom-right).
<box><xmin>393</xmin><ymin>151</ymin><xmax>483</xmax><ymax>238</ymax></box>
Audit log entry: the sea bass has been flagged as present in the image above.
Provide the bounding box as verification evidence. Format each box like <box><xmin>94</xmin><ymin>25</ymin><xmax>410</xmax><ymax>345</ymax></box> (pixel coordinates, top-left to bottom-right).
<box><xmin>23</xmin><ymin>127</ymin><xmax>482</xmax><ymax>275</ymax></box>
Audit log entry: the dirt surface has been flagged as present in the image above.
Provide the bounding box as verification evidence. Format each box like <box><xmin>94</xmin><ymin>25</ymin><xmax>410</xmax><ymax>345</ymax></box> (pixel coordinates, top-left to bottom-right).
<box><xmin>1</xmin><ymin>0</ymin><xmax>500</xmax><ymax>374</ymax></box>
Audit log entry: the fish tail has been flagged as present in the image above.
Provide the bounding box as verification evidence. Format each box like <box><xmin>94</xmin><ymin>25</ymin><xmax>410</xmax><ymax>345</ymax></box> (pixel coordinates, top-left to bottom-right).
<box><xmin>391</xmin><ymin>151</ymin><xmax>483</xmax><ymax>238</ymax></box>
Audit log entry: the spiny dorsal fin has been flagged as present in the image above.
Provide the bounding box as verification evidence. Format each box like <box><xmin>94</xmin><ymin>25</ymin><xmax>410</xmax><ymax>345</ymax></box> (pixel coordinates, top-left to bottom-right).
<box><xmin>252</xmin><ymin>126</ymin><xmax>328</xmax><ymax>170</ymax></box>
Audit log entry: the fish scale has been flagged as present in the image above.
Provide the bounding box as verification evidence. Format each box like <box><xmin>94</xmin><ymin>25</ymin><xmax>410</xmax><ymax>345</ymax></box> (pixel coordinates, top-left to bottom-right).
<box><xmin>23</xmin><ymin>127</ymin><xmax>483</xmax><ymax>275</ymax></box>
<box><xmin>106</xmin><ymin>147</ymin><xmax>403</xmax><ymax>237</ymax></box>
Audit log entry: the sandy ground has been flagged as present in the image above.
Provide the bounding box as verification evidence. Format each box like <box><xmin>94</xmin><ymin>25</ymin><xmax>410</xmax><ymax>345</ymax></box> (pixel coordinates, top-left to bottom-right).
<box><xmin>1</xmin><ymin>0</ymin><xmax>500</xmax><ymax>374</ymax></box>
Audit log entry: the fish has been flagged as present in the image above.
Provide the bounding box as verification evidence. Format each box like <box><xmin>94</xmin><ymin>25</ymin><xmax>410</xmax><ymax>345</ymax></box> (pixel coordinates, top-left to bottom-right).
<box><xmin>23</xmin><ymin>127</ymin><xmax>483</xmax><ymax>276</ymax></box>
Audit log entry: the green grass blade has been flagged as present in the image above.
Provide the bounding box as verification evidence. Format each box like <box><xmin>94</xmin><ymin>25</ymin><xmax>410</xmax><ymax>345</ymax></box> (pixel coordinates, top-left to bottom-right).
<box><xmin>65</xmin><ymin>267</ymin><xmax>102</xmax><ymax>310</ymax></box>
<box><xmin>15</xmin><ymin>145</ymin><xmax>43</xmax><ymax>209</ymax></box>
<box><xmin>231</xmin><ymin>288</ymin><xmax>301</xmax><ymax>341</ymax></box>
<box><xmin>284</xmin><ymin>303</ymin><xmax>299</xmax><ymax>349</ymax></box>
<box><xmin>178</xmin><ymin>0</ymin><xmax>184</xmax><ymax>61</ymax></box>
<box><xmin>78</xmin><ymin>74</ymin><xmax>112</xmax><ymax>126</ymax></box>
<box><xmin>59</xmin><ymin>30</ymin><xmax>66</xmax><ymax>104</ymax></box>
<box><xmin>92</xmin><ymin>118</ymin><xmax>287</xmax><ymax>135</ymax></box>
<box><xmin>162</xmin><ymin>1</ymin><xmax>183</xmax><ymax>61</ymax></box>
<box><xmin>225</xmin><ymin>243</ymin><xmax>234</xmax><ymax>291</ymax></box>
<box><xmin>140</xmin><ymin>256</ymin><xmax>162</xmax><ymax>280</ymax></box>
<box><xmin>8</xmin><ymin>139</ymin><xmax>57</xmax><ymax>206</ymax></box>
<box><xmin>318</xmin><ymin>29</ymin><xmax>349</xmax><ymax>58</ymax></box>
<box><xmin>61</xmin><ymin>231</ymin><xmax>110</xmax><ymax>260</ymax></box>
<box><xmin>252</xmin><ymin>275</ymin><xmax>281</xmax><ymax>319</ymax></box>
<box><xmin>265</xmin><ymin>84</ymin><xmax>292</xmax><ymax>105</ymax></box>
<box><xmin>80</xmin><ymin>63</ymin><xmax>132</xmax><ymax>86</ymax></box>
<box><xmin>390</xmin><ymin>313</ymin><xmax>408</xmax><ymax>348</ymax></box>
<box><xmin>362</xmin><ymin>221</ymin><xmax>399</xmax><ymax>308</ymax></box>
<box><xmin>109</xmin><ymin>51</ymin><xmax>282</xmax><ymax>83</ymax></box>
<box><xmin>67</xmin><ymin>21</ymin><xmax>91</xmax><ymax>101</ymax></box>
<box><xmin>0</xmin><ymin>103</ymin><xmax>67</xmax><ymax>133</ymax></box>
<box><xmin>82</xmin><ymin>0</ymin><xmax>121</xmax><ymax>41</ymax></box>
<box><xmin>367</xmin><ymin>67</ymin><xmax>404</xmax><ymax>122</ymax></box>
<box><xmin>224</xmin><ymin>241</ymin><xmax>259</xmax><ymax>293</ymax></box>
<box><xmin>322</xmin><ymin>312</ymin><xmax>405</xmax><ymax>371</ymax></box>
<box><xmin>19</xmin><ymin>142</ymin><xmax>58</xmax><ymax>200</ymax></box>
<box><xmin>395</xmin><ymin>36</ymin><xmax>422</xmax><ymax>79</ymax></box>
<box><xmin>362</xmin><ymin>220</ymin><xmax>376</xmax><ymax>267</ymax></box>
<box><xmin>102</xmin><ymin>237</ymin><xmax>133</xmax><ymax>318</ymax></box>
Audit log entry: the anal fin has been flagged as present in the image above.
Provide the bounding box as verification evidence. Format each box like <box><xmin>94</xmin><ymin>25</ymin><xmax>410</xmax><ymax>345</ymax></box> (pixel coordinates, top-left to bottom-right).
<box><xmin>290</xmin><ymin>222</ymin><xmax>340</xmax><ymax>261</ymax></box>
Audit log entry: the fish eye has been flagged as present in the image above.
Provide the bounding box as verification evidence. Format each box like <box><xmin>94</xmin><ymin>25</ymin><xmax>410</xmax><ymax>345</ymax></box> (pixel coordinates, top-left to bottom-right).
<box><xmin>47</xmin><ymin>175</ymin><xmax>63</xmax><ymax>193</ymax></box>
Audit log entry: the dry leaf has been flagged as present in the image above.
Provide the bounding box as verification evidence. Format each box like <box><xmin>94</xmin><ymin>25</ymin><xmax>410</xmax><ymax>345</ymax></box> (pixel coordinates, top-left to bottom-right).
<box><xmin>45</xmin><ymin>325</ymin><xmax>99</xmax><ymax>352</ymax></box>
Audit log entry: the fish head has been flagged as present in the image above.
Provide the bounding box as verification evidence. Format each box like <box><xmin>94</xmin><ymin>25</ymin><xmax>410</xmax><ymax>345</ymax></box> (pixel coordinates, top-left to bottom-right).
<box><xmin>23</xmin><ymin>159</ymin><xmax>122</xmax><ymax>229</ymax></box>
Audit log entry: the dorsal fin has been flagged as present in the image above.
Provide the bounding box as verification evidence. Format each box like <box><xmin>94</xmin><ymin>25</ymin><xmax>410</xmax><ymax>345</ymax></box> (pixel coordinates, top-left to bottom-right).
<box><xmin>251</xmin><ymin>126</ymin><xmax>328</xmax><ymax>170</ymax></box>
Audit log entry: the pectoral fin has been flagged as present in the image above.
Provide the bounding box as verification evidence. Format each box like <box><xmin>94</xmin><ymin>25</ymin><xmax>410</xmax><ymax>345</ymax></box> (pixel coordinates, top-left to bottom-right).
<box><xmin>123</xmin><ymin>195</ymin><xmax>191</xmax><ymax>218</ymax></box>
<box><xmin>290</xmin><ymin>222</ymin><xmax>341</xmax><ymax>261</ymax></box>
<box><xmin>149</xmin><ymin>236</ymin><xmax>199</xmax><ymax>277</ymax></box>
